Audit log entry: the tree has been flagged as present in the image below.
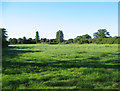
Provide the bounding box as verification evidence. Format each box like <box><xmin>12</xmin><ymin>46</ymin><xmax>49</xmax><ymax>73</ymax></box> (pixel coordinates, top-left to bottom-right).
<box><xmin>12</xmin><ymin>38</ymin><xmax>17</xmax><ymax>44</ymax></box>
<box><xmin>41</xmin><ymin>38</ymin><xmax>46</xmax><ymax>43</ymax></box>
<box><xmin>31</xmin><ymin>39</ymin><xmax>36</xmax><ymax>44</ymax></box>
<box><xmin>0</xmin><ymin>28</ymin><xmax>8</xmax><ymax>47</ymax></box>
<box><xmin>73</xmin><ymin>38</ymin><xmax>78</xmax><ymax>43</ymax></box>
<box><xmin>93</xmin><ymin>29</ymin><xmax>110</xmax><ymax>38</ymax></box>
<box><xmin>35</xmin><ymin>31</ymin><xmax>40</xmax><ymax>43</ymax></box>
<box><xmin>49</xmin><ymin>39</ymin><xmax>57</xmax><ymax>44</ymax></box>
<box><xmin>46</xmin><ymin>39</ymin><xmax>49</xmax><ymax>43</ymax></box>
<box><xmin>82</xmin><ymin>34</ymin><xmax>91</xmax><ymax>39</ymax></box>
<box><xmin>8</xmin><ymin>38</ymin><xmax>12</xmax><ymax>44</ymax></box>
<box><xmin>23</xmin><ymin>36</ymin><xmax>27</xmax><ymax>44</ymax></box>
<box><xmin>17</xmin><ymin>38</ymin><xmax>23</xmax><ymax>44</ymax></box>
<box><xmin>66</xmin><ymin>39</ymin><xmax>73</xmax><ymax>44</ymax></box>
<box><xmin>56</xmin><ymin>30</ymin><xmax>64</xmax><ymax>43</ymax></box>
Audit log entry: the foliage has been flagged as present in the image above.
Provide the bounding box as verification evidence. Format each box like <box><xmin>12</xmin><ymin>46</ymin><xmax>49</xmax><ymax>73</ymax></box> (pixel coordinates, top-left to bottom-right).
<box><xmin>94</xmin><ymin>37</ymin><xmax>120</xmax><ymax>44</ymax></box>
<box><xmin>7</xmin><ymin>29</ymin><xmax>120</xmax><ymax>45</ymax></box>
<box><xmin>65</xmin><ymin>39</ymin><xmax>73</xmax><ymax>44</ymax></box>
<box><xmin>12</xmin><ymin>38</ymin><xmax>17</xmax><ymax>44</ymax></box>
<box><xmin>35</xmin><ymin>31</ymin><xmax>40</xmax><ymax>43</ymax></box>
<box><xmin>82</xmin><ymin>34</ymin><xmax>91</xmax><ymax>39</ymax></box>
<box><xmin>49</xmin><ymin>39</ymin><xmax>57</xmax><ymax>44</ymax></box>
<box><xmin>22</xmin><ymin>36</ymin><xmax>28</xmax><ymax>44</ymax></box>
<box><xmin>0</xmin><ymin>28</ymin><xmax>8</xmax><ymax>47</ymax></box>
<box><xmin>8</xmin><ymin>37</ymin><xmax>36</xmax><ymax>44</ymax></box>
<box><xmin>93</xmin><ymin>29</ymin><xmax>110</xmax><ymax>38</ymax></box>
<box><xmin>17</xmin><ymin>38</ymin><xmax>23</xmax><ymax>44</ymax></box>
<box><xmin>41</xmin><ymin>38</ymin><xmax>47</xmax><ymax>43</ymax></box>
<box><xmin>56</xmin><ymin>30</ymin><xmax>64</xmax><ymax>43</ymax></box>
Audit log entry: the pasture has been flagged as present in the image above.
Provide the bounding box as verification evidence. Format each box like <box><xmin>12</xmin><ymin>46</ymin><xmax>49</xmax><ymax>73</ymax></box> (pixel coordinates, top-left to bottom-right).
<box><xmin>2</xmin><ymin>44</ymin><xmax>120</xmax><ymax>89</ymax></box>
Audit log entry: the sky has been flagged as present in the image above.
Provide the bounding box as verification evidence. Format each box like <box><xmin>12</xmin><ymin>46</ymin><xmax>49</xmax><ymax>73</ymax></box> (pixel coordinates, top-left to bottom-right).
<box><xmin>2</xmin><ymin>2</ymin><xmax>118</xmax><ymax>39</ymax></box>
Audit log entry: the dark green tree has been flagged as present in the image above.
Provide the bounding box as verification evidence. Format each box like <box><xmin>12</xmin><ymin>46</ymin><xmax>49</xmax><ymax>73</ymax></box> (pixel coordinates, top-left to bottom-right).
<box><xmin>49</xmin><ymin>39</ymin><xmax>57</xmax><ymax>44</ymax></box>
<box><xmin>41</xmin><ymin>38</ymin><xmax>46</xmax><ymax>43</ymax></box>
<box><xmin>93</xmin><ymin>29</ymin><xmax>110</xmax><ymax>38</ymax></box>
<box><xmin>56</xmin><ymin>30</ymin><xmax>64</xmax><ymax>43</ymax></box>
<box><xmin>82</xmin><ymin>34</ymin><xmax>91</xmax><ymax>39</ymax></box>
<box><xmin>0</xmin><ymin>28</ymin><xmax>8</xmax><ymax>47</ymax></box>
<box><xmin>66</xmin><ymin>39</ymin><xmax>73</xmax><ymax>44</ymax></box>
<box><xmin>35</xmin><ymin>31</ymin><xmax>40</xmax><ymax>43</ymax></box>
<box><xmin>23</xmin><ymin>36</ymin><xmax>27</xmax><ymax>44</ymax></box>
<box><xmin>31</xmin><ymin>39</ymin><xmax>36</xmax><ymax>44</ymax></box>
<box><xmin>73</xmin><ymin>38</ymin><xmax>78</xmax><ymax>43</ymax></box>
<box><xmin>46</xmin><ymin>39</ymin><xmax>49</xmax><ymax>43</ymax></box>
<box><xmin>12</xmin><ymin>38</ymin><xmax>17</xmax><ymax>44</ymax></box>
<box><xmin>17</xmin><ymin>38</ymin><xmax>23</xmax><ymax>44</ymax></box>
<box><xmin>8</xmin><ymin>38</ymin><xmax>12</xmax><ymax>44</ymax></box>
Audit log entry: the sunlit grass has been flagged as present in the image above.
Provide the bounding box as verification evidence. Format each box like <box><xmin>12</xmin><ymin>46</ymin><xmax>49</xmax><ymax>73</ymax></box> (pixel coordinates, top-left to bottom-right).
<box><xmin>2</xmin><ymin>44</ymin><xmax>120</xmax><ymax>89</ymax></box>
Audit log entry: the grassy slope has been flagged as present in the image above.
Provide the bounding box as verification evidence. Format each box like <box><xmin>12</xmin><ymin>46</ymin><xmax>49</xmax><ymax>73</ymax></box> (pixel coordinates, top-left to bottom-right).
<box><xmin>2</xmin><ymin>44</ymin><xmax>120</xmax><ymax>89</ymax></box>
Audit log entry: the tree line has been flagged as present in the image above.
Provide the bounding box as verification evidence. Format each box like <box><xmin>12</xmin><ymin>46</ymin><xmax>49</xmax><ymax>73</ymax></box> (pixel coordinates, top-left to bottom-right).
<box><xmin>0</xmin><ymin>28</ymin><xmax>120</xmax><ymax>48</ymax></box>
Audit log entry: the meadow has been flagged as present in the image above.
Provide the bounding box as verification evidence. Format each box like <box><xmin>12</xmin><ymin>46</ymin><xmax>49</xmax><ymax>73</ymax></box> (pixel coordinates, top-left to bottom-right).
<box><xmin>2</xmin><ymin>44</ymin><xmax>120</xmax><ymax>89</ymax></box>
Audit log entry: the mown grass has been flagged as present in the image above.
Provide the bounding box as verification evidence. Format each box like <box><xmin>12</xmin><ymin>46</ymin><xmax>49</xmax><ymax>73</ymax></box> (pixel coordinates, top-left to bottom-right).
<box><xmin>2</xmin><ymin>44</ymin><xmax>120</xmax><ymax>89</ymax></box>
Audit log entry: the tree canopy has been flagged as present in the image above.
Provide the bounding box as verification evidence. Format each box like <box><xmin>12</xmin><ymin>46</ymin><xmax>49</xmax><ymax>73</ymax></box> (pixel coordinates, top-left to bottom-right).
<box><xmin>35</xmin><ymin>31</ymin><xmax>40</xmax><ymax>43</ymax></box>
<box><xmin>82</xmin><ymin>34</ymin><xmax>91</xmax><ymax>39</ymax></box>
<box><xmin>56</xmin><ymin>30</ymin><xmax>64</xmax><ymax>43</ymax></box>
<box><xmin>3</xmin><ymin>28</ymin><xmax>120</xmax><ymax>45</ymax></box>
<box><xmin>0</xmin><ymin>28</ymin><xmax>8</xmax><ymax>47</ymax></box>
<box><xmin>93</xmin><ymin>29</ymin><xmax>110</xmax><ymax>38</ymax></box>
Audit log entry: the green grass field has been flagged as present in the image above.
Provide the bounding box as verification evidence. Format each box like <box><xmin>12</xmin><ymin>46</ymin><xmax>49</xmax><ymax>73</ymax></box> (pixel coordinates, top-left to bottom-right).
<box><xmin>2</xmin><ymin>44</ymin><xmax>120</xmax><ymax>89</ymax></box>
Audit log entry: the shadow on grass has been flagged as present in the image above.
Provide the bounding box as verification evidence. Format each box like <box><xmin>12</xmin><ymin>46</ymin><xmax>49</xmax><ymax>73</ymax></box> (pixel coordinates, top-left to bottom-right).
<box><xmin>2</xmin><ymin>47</ymin><xmax>120</xmax><ymax>75</ymax></box>
<box><xmin>2</xmin><ymin>57</ymin><xmax>120</xmax><ymax>75</ymax></box>
<box><xmin>8</xmin><ymin>46</ymin><xmax>34</xmax><ymax>49</ymax></box>
<box><xmin>2</xmin><ymin>46</ymin><xmax>43</xmax><ymax>58</ymax></box>
<box><xmin>2</xmin><ymin>47</ymin><xmax>120</xmax><ymax>89</ymax></box>
<box><xmin>101</xmin><ymin>53</ymin><xmax>119</xmax><ymax>57</ymax></box>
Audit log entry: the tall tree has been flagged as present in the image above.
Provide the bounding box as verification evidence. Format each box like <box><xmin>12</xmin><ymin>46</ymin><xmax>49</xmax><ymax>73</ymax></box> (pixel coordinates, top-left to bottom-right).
<box><xmin>23</xmin><ymin>36</ymin><xmax>27</xmax><ymax>44</ymax></box>
<box><xmin>35</xmin><ymin>31</ymin><xmax>40</xmax><ymax>43</ymax></box>
<box><xmin>93</xmin><ymin>29</ymin><xmax>110</xmax><ymax>38</ymax></box>
<box><xmin>56</xmin><ymin>30</ymin><xmax>64</xmax><ymax>43</ymax></box>
<box><xmin>0</xmin><ymin>28</ymin><xmax>8</xmax><ymax>47</ymax></box>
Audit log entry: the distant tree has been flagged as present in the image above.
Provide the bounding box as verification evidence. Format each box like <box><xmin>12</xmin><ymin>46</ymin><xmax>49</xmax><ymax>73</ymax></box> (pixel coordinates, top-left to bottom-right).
<box><xmin>73</xmin><ymin>38</ymin><xmax>78</xmax><ymax>43</ymax></box>
<box><xmin>28</xmin><ymin>38</ymin><xmax>32</xmax><ymax>41</ymax></box>
<box><xmin>12</xmin><ymin>38</ymin><xmax>17</xmax><ymax>44</ymax></box>
<box><xmin>41</xmin><ymin>38</ymin><xmax>46</xmax><ymax>43</ymax></box>
<box><xmin>31</xmin><ymin>39</ymin><xmax>36</xmax><ymax>44</ymax></box>
<box><xmin>66</xmin><ymin>39</ymin><xmax>73</xmax><ymax>44</ymax></box>
<box><xmin>49</xmin><ymin>39</ymin><xmax>57</xmax><ymax>44</ymax></box>
<box><xmin>77</xmin><ymin>36</ymin><xmax>82</xmax><ymax>40</ymax></box>
<box><xmin>49</xmin><ymin>39</ymin><xmax>52</xmax><ymax>44</ymax></box>
<box><xmin>17</xmin><ymin>38</ymin><xmax>23</xmax><ymax>44</ymax></box>
<box><xmin>27</xmin><ymin>38</ymin><xmax>32</xmax><ymax>44</ymax></box>
<box><xmin>93</xmin><ymin>29</ymin><xmax>110</xmax><ymax>38</ymax></box>
<box><xmin>46</xmin><ymin>39</ymin><xmax>49</xmax><ymax>43</ymax></box>
<box><xmin>73</xmin><ymin>34</ymin><xmax>92</xmax><ymax>44</ymax></box>
<box><xmin>35</xmin><ymin>31</ymin><xmax>40</xmax><ymax>43</ymax></box>
<box><xmin>82</xmin><ymin>34</ymin><xmax>91</xmax><ymax>39</ymax></box>
<box><xmin>8</xmin><ymin>38</ymin><xmax>12</xmax><ymax>44</ymax></box>
<box><xmin>88</xmin><ymin>39</ymin><xmax>93</xmax><ymax>44</ymax></box>
<box><xmin>73</xmin><ymin>36</ymin><xmax>82</xmax><ymax>43</ymax></box>
<box><xmin>56</xmin><ymin>30</ymin><xmax>64</xmax><ymax>43</ymax></box>
<box><xmin>23</xmin><ymin>36</ymin><xmax>27</xmax><ymax>44</ymax></box>
<box><xmin>0</xmin><ymin>28</ymin><xmax>8</xmax><ymax>47</ymax></box>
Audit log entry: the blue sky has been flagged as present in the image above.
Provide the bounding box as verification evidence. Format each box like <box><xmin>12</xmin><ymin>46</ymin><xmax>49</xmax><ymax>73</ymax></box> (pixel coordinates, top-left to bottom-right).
<box><xmin>2</xmin><ymin>2</ymin><xmax>118</xmax><ymax>39</ymax></box>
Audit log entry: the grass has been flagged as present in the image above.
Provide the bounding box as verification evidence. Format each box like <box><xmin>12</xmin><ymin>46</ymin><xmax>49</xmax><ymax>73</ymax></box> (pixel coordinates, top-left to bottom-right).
<box><xmin>2</xmin><ymin>44</ymin><xmax>120</xmax><ymax>89</ymax></box>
